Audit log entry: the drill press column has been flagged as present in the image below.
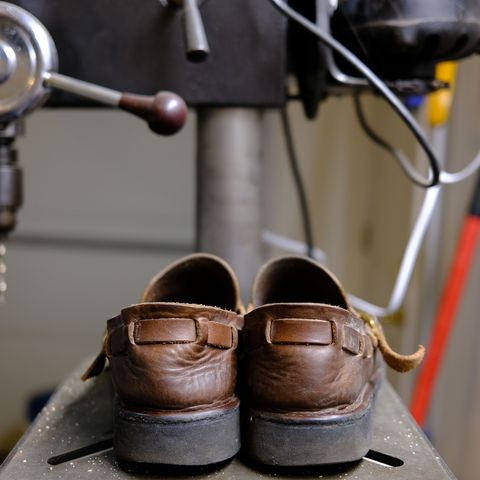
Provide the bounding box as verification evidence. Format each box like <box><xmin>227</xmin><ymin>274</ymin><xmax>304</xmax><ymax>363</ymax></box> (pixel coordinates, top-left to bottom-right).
<box><xmin>196</xmin><ymin>108</ymin><xmax>264</xmax><ymax>299</ymax></box>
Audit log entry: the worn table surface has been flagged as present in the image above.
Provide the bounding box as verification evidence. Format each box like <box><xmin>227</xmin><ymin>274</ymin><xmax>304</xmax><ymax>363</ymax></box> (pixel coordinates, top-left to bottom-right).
<box><xmin>0</xmin><ymin>360</ymin><xmax>455</xmax><ymax>479</ymax></box>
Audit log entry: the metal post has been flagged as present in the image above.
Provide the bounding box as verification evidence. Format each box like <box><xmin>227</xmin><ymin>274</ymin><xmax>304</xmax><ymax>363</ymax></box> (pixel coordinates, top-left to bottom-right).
<box><xmin>196</xmin><ymin>108</ymin><xmax>264</xmax><ymax>299</ymax></box>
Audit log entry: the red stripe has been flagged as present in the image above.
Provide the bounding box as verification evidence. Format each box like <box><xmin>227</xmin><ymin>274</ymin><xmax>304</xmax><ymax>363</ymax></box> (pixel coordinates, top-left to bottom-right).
<box><xmin>410</xmin><ymin>215</ymin><xmax>480</xmax><ymax>425</ymax></box>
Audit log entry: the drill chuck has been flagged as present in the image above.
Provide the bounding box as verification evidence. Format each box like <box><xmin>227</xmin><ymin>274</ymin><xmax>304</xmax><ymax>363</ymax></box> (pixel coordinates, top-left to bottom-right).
<box><xmin>0</xmin><ymin>145</ymin><xmax>23</xmax><ymax>236</ymax></box>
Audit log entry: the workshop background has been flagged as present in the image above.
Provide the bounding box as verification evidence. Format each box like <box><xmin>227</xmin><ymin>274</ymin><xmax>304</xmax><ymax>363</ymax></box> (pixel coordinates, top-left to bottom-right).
<box><xmin>0</xmin><ymin>58</ymin><xmax>479</xmax><ymax>479</ymax></box>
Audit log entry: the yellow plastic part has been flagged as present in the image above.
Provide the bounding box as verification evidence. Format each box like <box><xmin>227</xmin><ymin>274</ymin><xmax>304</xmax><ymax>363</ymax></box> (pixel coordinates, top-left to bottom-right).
<box><xmin>427</xmin><ymin>61</ymin><xmax>458</xmax><ymax>127</ymax></box>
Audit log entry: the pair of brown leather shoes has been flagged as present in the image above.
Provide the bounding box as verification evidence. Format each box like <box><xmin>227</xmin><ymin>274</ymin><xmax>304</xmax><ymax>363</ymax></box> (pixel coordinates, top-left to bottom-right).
<box><xmin>84</xmin><ymin>253</ymin><xmax>424</xmax><ymax>467</ymax></box>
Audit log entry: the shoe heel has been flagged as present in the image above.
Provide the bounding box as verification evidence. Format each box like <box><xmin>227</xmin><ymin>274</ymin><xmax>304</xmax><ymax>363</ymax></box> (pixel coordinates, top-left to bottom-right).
<box><xmin>244</xmin><ymin>405</ymin><xmax>373</xmax><ymax>466</ymax></box>
<box><xmin>114</xmin><ymin>400</ymin><xmax>240</xmax><ymax>465</ymax></box>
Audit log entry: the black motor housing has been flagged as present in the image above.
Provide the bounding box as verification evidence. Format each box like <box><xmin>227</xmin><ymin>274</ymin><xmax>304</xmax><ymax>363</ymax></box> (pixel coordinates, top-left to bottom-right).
<box><xmin>333</xmin><ymin>0</ymin><xmax>480</xmax><ymax>79</ymax></box>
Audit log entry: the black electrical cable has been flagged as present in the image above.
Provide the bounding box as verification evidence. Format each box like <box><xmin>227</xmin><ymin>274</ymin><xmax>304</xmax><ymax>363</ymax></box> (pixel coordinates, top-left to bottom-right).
<box><xmin>280</xmin><ymin>107</ymin><xmax>315</xmax><ymax>258</ymax></box>
<box><xmin>269</xmin><ymin>0</ymin><xmax>441</xmax><ymax>188</ymax></box>
<box><xmin>353</xmin><ymin>94</ymin><xmax>426</xmax><ymax>186</ymax></box>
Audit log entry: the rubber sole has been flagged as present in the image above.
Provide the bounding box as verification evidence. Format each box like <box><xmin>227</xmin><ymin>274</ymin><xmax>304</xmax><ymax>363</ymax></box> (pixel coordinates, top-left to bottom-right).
<box><xmin>113</xmin><ymin>400</ymin><xmax>240</xmax><ymax>465</ymax></box>
<box><xmin>244</xmin><ymin>390</ymin><xmax>376</xmax><ymax>466</ymax></box>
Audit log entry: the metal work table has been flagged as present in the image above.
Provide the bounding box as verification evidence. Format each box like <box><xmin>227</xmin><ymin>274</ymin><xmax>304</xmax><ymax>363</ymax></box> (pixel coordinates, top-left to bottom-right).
<box><xmin>0</xmin><ymin>360</ymin><xmax>455</xmax><ymax>479</ymax></box>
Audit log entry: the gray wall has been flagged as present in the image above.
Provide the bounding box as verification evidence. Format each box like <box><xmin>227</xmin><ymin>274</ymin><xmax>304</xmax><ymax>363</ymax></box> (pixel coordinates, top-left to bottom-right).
<box><xmin>1</xmin><ymin>109</ymin><xmax>196</xmax><ymax>435</ymax></box>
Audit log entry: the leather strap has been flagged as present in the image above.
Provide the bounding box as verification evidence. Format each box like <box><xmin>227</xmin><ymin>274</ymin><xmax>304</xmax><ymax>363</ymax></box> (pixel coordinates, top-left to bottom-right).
<box><xmin>131</xmin><ymin>317</ymin><xmax>235</xmax><ymax>349</ymax></box>
<box><xmin>207</xmin><ymin>321</ymin><xmax>235</xmax><ymax>349</ymax></box>
<box><xmin>135</xmin><ymin>318</ymin><xmax>197</xmax><ymax>344</ymax></box>
<box><xmin>109</xmin><ymin>324</ymin><xmax>127</xmax><ymax>356</ymax></box>
<box><xmin>342</xmin><ymin>325</ymin><xmax>362</xmax><ymax>355</ymax></box>
<box><xmin>82</xmin><ymin>317</ymin><xmax>237</xmax><ymax>381</ymax></box>
<box><xmin>270</xmin><ymin>318</ymin><xmax>332</xmax><ymax>345</ymax></box>
<box><xmin>359</xmin><ymin>312</ymin><xmax>425</xmax><ymax>372</ymax></box>
<box><xmin>247</xmin><ymin>315</ymin><xmax>370</xmax><ymax>357</ymax></box>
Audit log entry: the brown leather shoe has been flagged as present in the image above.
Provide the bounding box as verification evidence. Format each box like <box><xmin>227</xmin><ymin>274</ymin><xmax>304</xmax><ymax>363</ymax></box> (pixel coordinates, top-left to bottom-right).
<box><xmin>243</xmin><ymin>255</ymin><xmax>424</xmax><ymax>466</ymax></box>
<box><xmin>83</xmin><ymin>253</ymin><xmax>244</xmax><ymax>465</ymax></box>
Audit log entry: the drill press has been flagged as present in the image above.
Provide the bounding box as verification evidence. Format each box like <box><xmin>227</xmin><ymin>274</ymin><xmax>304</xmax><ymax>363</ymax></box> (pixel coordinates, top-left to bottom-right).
<box><xmin>0</xmin><ymin>1</ymin><xmax>479</xmax><ymax>478</ymax></box>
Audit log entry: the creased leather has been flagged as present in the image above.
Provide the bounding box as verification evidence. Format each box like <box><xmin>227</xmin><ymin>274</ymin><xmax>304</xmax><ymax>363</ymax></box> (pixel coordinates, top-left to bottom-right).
<box><xmin>244</xmin><ymin>255</ymin><xmax>423</xmax><ymax>416</ymax></box>
<box><xmin>83</xmin><ymin>253</ymin><xmax>243</xmax><ymax>414</ymax></box>
<box><xmin>244</xmin><ymin>303</ymin><xmax>378</xmax><ymax>412</ymax></box>
<box><xmin>108</xmin><ymin>303</ymin><xmax>240</xmax><ymax>411</ymax></box>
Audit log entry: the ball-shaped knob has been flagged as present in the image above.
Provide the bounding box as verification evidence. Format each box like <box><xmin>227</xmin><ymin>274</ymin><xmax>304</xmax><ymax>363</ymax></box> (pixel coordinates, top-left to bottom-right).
<box><xmin>119</xmin><ymin>91</ymin><xmax>188</xmax><ymax>136</ymax></box>
<box><xmin>149</xmin><ymin>92</ymin><xmax>188</xmax><ymax>135</ymax></box>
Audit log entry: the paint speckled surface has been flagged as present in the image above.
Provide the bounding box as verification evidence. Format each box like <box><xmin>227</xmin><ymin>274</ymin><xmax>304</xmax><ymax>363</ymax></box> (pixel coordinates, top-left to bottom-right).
<box><xmin>0</xmin><ymin>360</ymin><xmax>455</xmax><ymax>479</ymax></box>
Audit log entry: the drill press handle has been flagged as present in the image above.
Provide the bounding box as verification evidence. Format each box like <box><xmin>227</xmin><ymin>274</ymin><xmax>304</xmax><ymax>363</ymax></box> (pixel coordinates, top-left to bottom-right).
<box><xmin>0</xmin><ymin>2</ymin><xmax>188</xmax><ymax>135</ymax></box>
<box><xmin>43</xmin><ymin>73</ymin><xmax>187</xmax><ymax>136</ymax></box>
<box><xmin>162</xmin><ymin>0</ymin><xmax>210</xmax><ymax>62</ymax></box>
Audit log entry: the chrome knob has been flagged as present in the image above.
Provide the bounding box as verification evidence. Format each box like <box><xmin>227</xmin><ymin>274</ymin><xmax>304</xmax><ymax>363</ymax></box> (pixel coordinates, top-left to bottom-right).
<box><xmin>0</xmin><ymin>1</ymin><xmax>57</xmax><ymax>122</ymax></box>
<box><xmin>0</xmin><ymin>39</ymin><xmax>15</xmax><ymax>83</ymax></box>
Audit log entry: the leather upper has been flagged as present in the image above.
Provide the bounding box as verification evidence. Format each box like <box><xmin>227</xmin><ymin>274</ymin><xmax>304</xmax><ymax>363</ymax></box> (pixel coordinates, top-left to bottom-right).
<box><xmin>244</xmin><ymin>303</ymin><xmax>379</xmax><ymax>412</ymax></box>
<box><xmin>98</xmin><ymin>253</ymin><xmax>243</xmax><ymax>413</ymax></box>
<box><xmin>84</xmin><ymin>253</ymin><xmax>421</xmax><ymax>417</ymax></box>
<box><xmin>244</xmin><ymin>256</ymin><xmax>382</xmax><ymax>414</ymax></box>
<box><xmin>107</xmin><ymin>302</ymin><xmax>241</xmax><ymax>412</ymax></box>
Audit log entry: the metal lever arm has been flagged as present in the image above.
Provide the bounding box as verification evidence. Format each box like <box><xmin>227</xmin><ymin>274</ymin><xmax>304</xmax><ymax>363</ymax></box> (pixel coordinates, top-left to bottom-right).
<box><xmin>43</xmin><ymin>72</ymin><xmax>187</xmax><ymax>136</ymax></box>
<box><xmin>182</xmin><ymin>0</ymin><xmax>210</xmax><ymax>62</ymax></box>
<box><xmin>163</xmin><ymin>0</ymin><xmax>210</xmax><ymax>62</ymax></box>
